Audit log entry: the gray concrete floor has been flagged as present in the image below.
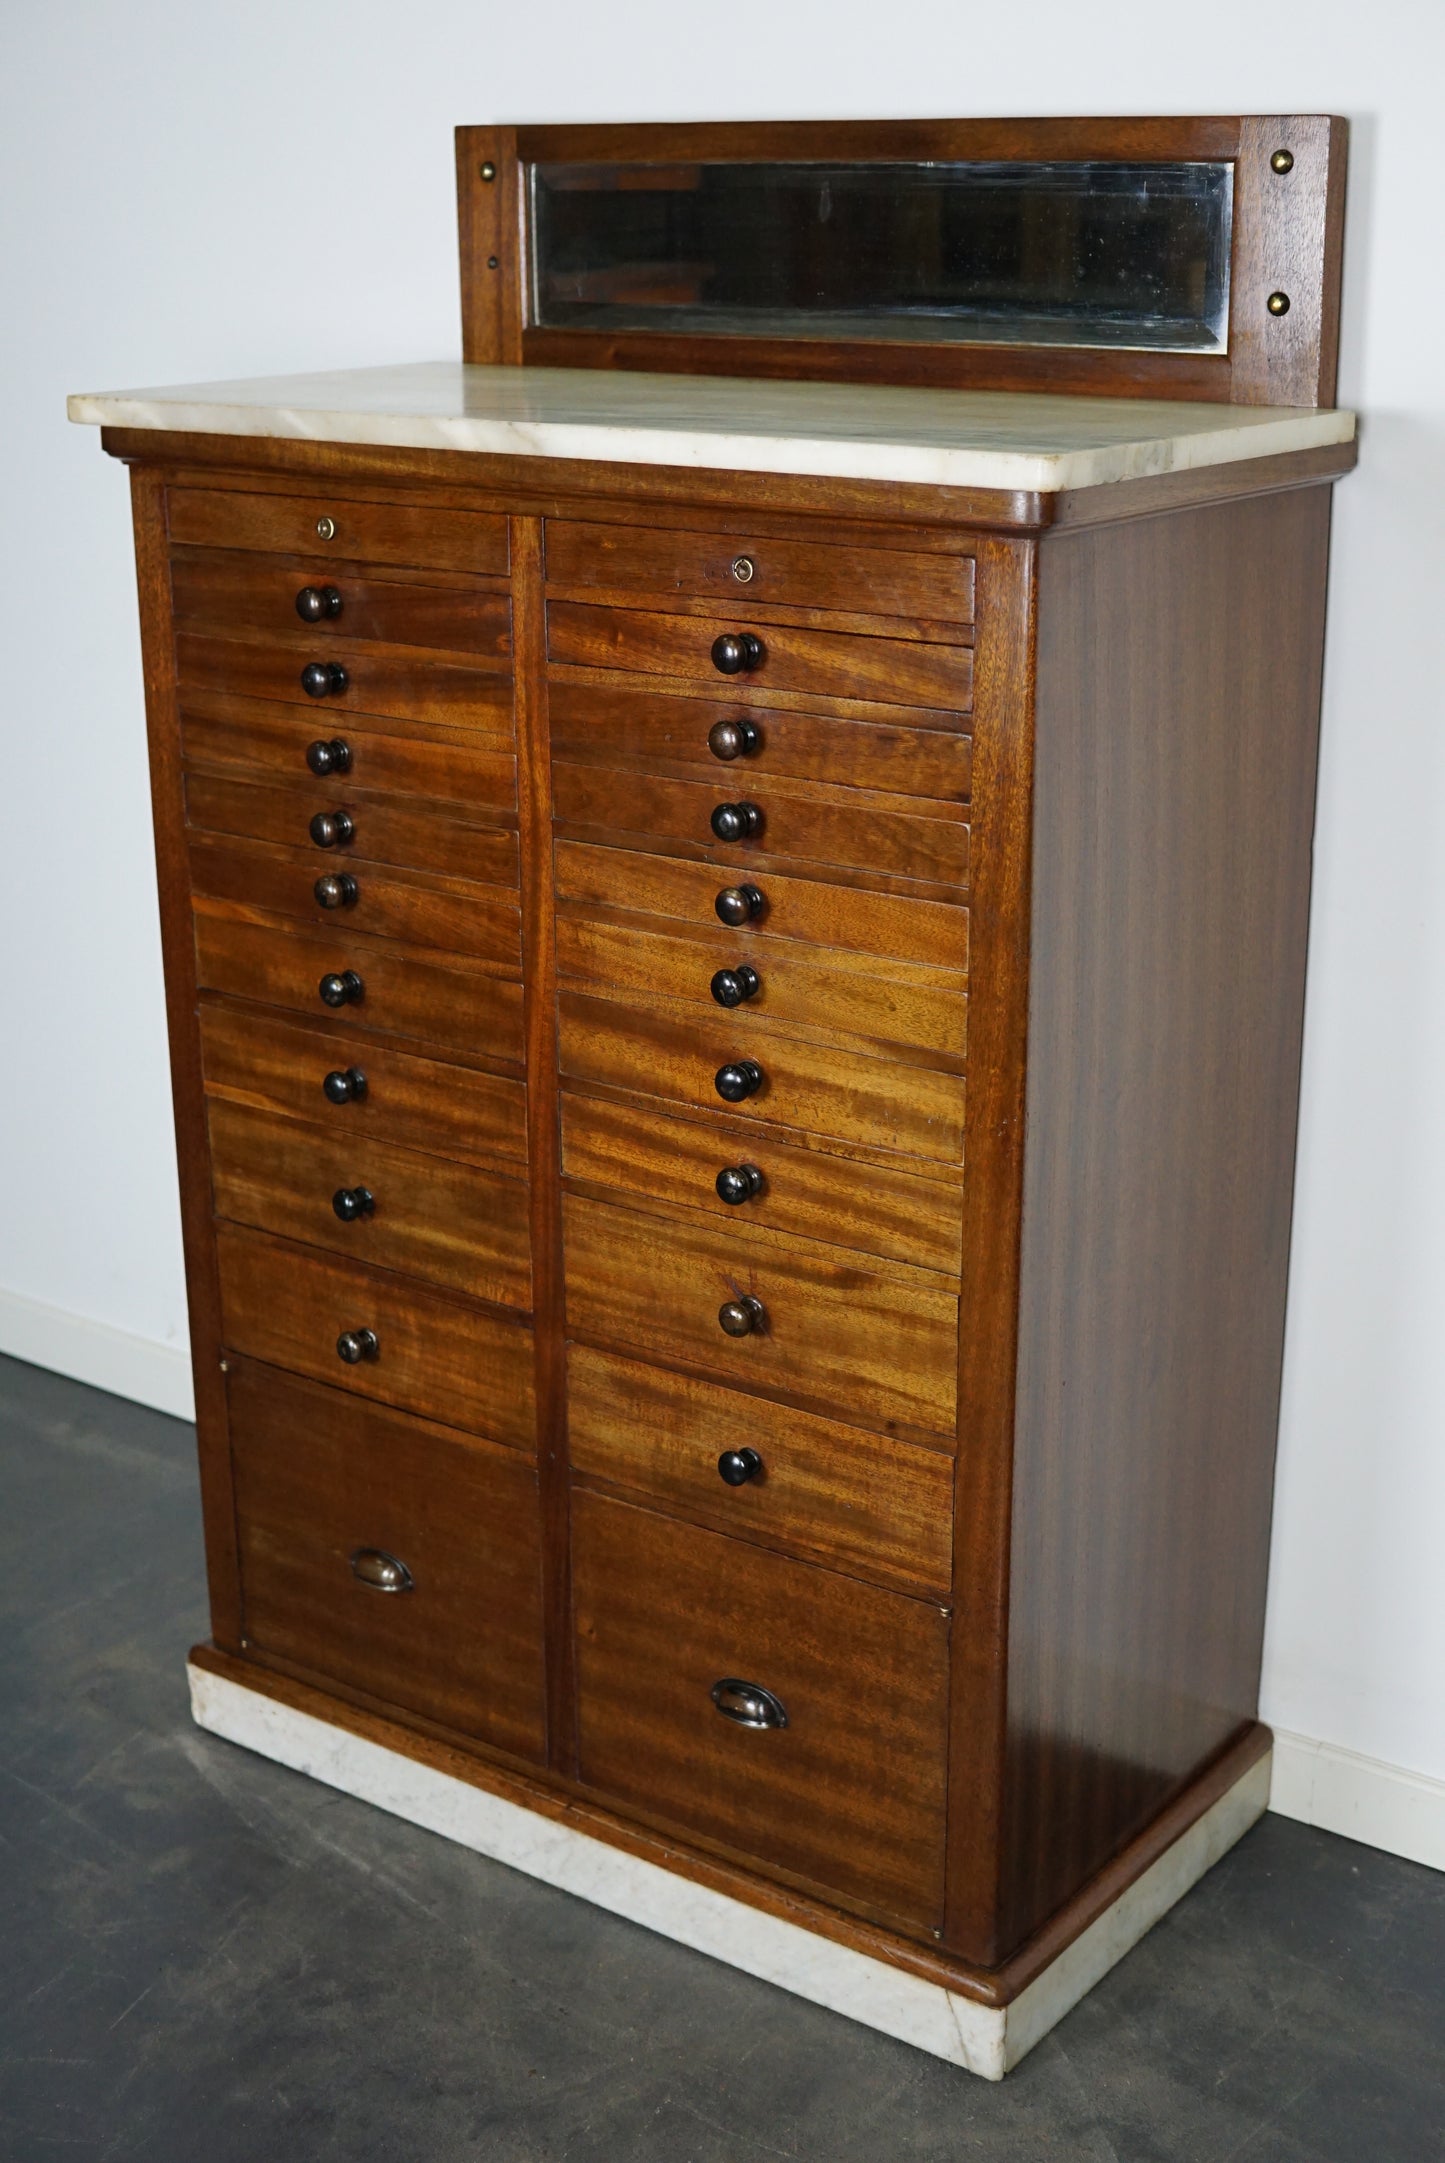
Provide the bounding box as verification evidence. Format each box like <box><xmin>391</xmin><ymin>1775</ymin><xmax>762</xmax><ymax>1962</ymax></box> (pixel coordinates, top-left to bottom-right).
<box><xmin>2</xmin><ymin>1350</ymin><xmax>1442</xmax><ymax>2162</ymax></box>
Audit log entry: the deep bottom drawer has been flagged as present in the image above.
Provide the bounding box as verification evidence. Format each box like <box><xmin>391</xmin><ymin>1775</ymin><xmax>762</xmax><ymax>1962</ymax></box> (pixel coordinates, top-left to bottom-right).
<box><xmin>572</xmin><ymin>1489</ymin><xmax>949</xmax><ymax>1931</ymax></box>
<box><xmin>228</xmin><ymin>1360</ymin><xmax>545</xmax><ymax>1759</ymax></box>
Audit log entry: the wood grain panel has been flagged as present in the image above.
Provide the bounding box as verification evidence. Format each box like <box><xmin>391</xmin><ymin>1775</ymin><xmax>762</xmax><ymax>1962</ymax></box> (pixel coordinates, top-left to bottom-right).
<box><xmin>181</xmin><ymin>692</ymin><xmax>516</xmax><ymax>805</ymax></box>
<box><xmin>176</xmin><ymin>630</ymin><xmax>510</xmax><ymax>721</ymax></box>
<box><xmin>184</xmin><ymin>771</ymin><xmax>518</xmax><ymax>887</ymax></box>
<box><xmin>167</xmin><ymin>485</ymin><xmax>510</xmax><ymax>574</ymax></box>
<box><xmin>170</xmin><ymin>550</ymin><xmax>509</xmax><ymax>652</ymax></box>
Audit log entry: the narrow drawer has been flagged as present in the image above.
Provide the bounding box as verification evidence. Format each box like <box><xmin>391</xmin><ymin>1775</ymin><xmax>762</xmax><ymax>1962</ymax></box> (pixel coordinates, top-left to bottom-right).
<box><xmin>176</xmin><ymin>631</ymin><xmax>509</xmax><ymax>725</ymax></box>
<box><xmin>184</xmin><ymin>771</ymin><xmax>518</xmax><ymax>887</ymax></box>
<box><xmin>572</xmin><ymin>1490</ymin><xmax>948</xmax><ymax>1930</ymax></box>
<box><xmin>190</xmin><ymin>831</ymin><xmax>520</xmax><ymax>962</ymax></box>
<box><xmin>181</xmin><ymin>694</ymin><xmax>515</xmax><ymax>805</ymax></box>
<box><xmin>167</xmin><ymin>486</ymin><xmax>510</xmax><ymax>576</ymax></box>
<box><xmin>562</xmin><ymin>1095</ymin><xmax>962</xmax><ymax>1275</ymax></box>
<box><xmin>551</xmin><ymin>762</ymin><xmax>969</xmax><ymax>890</ymax></box>
<box><xmin>556</xmin><ymin>913</ymin><xmax>967</xmax><ymax>1060</ymax></box>
<box><xmin>559</xmin><ymin>989</ymin><xmax>965</xmax><ymax>1165</ymax></box>
<box><xmin>195</xmin><ymin>906</ymin><xmax>525</xmax><ymax>1064</ymax></box>
<box><xmin>209</xmin><ymin>1100</ymin><xmax>532</xmax><ymax>1308</ymax></box>
<box><xmin>555</xmin><ymin>841</ymin><xmax>968</xmax><ymax>976</ymax></box>
<box><xmin>547</xmin><ymin>602</ymin><xmax>972</xmax><ymax>713</ymax></box>
<box><xmin>546</xmin><ymin>520</ymin><xmax>974</xmax><ymax>624</ymax></box>
<box><xmin>569</xmin><ymin>1346</ymin><xmax>955</xmax><ymax>1595</ymax></box>
<box><xmin>216</xmin><ymin>1225</ymin><xmax>536</xmax><ymax>1447</ymax></box>
<box><xmin>199</xmin><ymin>1006</ymin><xmax>527</xmax><ymax>1169</ymax></box>
<box><xmin>549</xmin><ymin>682</ymin><xmax>972</xmax><ymax>801</ymax></box>
<box><xmin>564</xmin><ymin>1194</ymin><xmax>958</xmax><ymax>1439</ymax></box>
<box><xmin>171</xmin><ymin>551</ymin><xmax>509</xmax><ymax>652</ymax></box>
<box><xmin>229</xmin><ymin>1360</ymin><xmax>544</xmax><ymax>1759</ymax></box>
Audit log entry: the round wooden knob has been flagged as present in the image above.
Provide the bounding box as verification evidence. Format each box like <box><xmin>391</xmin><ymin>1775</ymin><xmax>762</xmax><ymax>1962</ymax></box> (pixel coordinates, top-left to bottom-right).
<box><xmin>715</xmin><ymin>883</ymin><xmax>764</xmax><ymax>927</ymax></box>
<box><xmin>322</xmin><ymin>1066</ymin><xmax>367</xmax><ymax>1103</ymax></box>
<box><xmin>710</xmin><ymin>964</ymin><xmax>760</xmax><ymax>1009</ymax></box>
<box><xmin>305</xmin><ymin>736</ymin><xmax>352</xmax><ymax>776</ymax></box>
<box><xmin>714</xmin><ymin>1059</ymin><xmax>763</xmax><ymax>1103</ymax></box>
<box><xmin>711</xmin><ymin>632</ymin><xmax>765</xmax><ymax>675</ymax></box>
<box><xmin>331</xmin><ymin>1185</ymin><xmax>375</xmax><ymax>1222</ymax></box>
<box><xmin>715</xmin><ymin>1163</ymin><xmax>764</xmax><ymax>1206</ymax></box>
<box><xmin>718</xmin><ymin>1295</ymin><xmax>765</xmax><ymax>1337</ymax></box>
<box><xmin>301</xmin><ymin>660</ymin><xmax>349</xmax><ymax>698</ymax></box>
<box><xmin>336</xmin><ymin>1327</ymin><xmax>379</xmax><ymax>1364</ymax></box>
<box><xmin>318</xmin><ymin>970</ymin><xmax>364</xmax><ymax>1007</ymax></box>
<box><xmin>717</xmin><ymin>1446</ymin><xmax>764</xmax><ymax>1486</ymax></box>
<box><xmin>295</xmin><ymin>584</ymin><xmax>343</xmax><ymax>623</ymax></box>
<box><xmin>710</xmin><ymin>800</ymin><xmax>763</xmax><ymax>843</ymax></box>
<box><xmin>707</xmin><ymin>717</ymin><xmax>760</xmax><ymax>762</ymax></box>
<box><xmin>309</xmin><ymin>809</ymin><xmax>354</xmax><ymax>848</ymax></box>
<box><xmin>314</xmin><ymin>872</ymin><xmax>358</xmax><ymax>910</ymax></box>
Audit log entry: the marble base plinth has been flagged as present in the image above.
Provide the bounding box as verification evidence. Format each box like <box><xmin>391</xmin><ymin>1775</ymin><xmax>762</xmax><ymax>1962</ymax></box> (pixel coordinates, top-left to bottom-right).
<box><xmin>188</xmin><ymin>1661</ymin><xmax>1269</xmax><ymax>2079</ymax></box>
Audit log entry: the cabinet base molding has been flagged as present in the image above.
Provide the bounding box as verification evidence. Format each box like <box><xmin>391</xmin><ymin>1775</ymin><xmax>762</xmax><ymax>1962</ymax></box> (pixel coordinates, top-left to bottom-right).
<box><xmin>188</xmin><ymin>1652</ymin><xmax>1270</xmax><ymax>2079</ymax></box>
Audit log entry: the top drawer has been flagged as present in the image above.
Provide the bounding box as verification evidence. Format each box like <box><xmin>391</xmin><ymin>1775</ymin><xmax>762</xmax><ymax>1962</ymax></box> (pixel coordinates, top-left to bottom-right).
<box><xmin>167</xmin><ymin>488</ymin><xmax>509</xmax><ymax>578</ymax></box>
<box><xmin>546</xmin><ymin>521</ymin><xmax>975</xmax><ymax>626</ymax></box>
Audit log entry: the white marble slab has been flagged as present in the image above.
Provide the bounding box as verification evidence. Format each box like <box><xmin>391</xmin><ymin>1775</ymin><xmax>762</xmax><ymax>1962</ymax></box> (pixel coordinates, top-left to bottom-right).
<box><xmin>69</xmin><ymin>361</ymin><xmax>1354</xmax><ymax>494</ymax></box>
<box><xmin>188</xmin><ymin>1660</ymin><xmax>1270</xmax><ymax>2078</ymax></box>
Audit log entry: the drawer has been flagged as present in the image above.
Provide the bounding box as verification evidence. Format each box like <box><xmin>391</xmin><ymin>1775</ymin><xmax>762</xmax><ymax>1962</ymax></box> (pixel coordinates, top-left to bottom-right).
<box><xmin>184</xmin><ymin>771</ymin><xmax>518</xmax><ymax>887</ymax></box>
<box><xmin>559</xmin><ymin>990</ymin><xmax>965</xmax><ymax>1164</ymax></box>
<box><xmin>209</xmin><ymin>1100</ymin><xmax>532</xmax><ymax>1308</ymax></box>
<box><xmin>171</xmin><ymin>550</ymin><xmax>509</xmax><ymax>652</ymax></box>
<box><xmin>569</xmin><ymin>1346</ymin><xmax>954</xmax><ymax>1595</ymax></box>
<box><xmin>546</xmin><ymin>520</ymin><xmax>974</xmax><ymax>625</ymax></box>
<box><xmin>554</xmin><ymin>841</ymin><xmax>968</xmax><ymax>976</ymax></box>
<box><xmin>181</xmin><ymin>694</ymin><xmax>515</xmax><ymax>806</ymax></box>
<box><xmin>195</xmin><ymin>907</ymin><xmax>525</xmax><ymax>1064</ymax></box>
<box><xmin>167</xmin><ymin>486</ymin><xmax>510</xmax><ymax>577</ymax></box>
<box><xmin>199</xmin><ymin>1006</ymin><xmax>527</xmax><ymax>1170</ymax></box>
<box><xmin>562</xmin><ymin>1095</ymin><xmax>962</xmax><ymax>1275</ymax></box>
<box><xmin>547</xmin><ymin>603</ymin><xmax>972</xmax><ymax>713</ymax></box>
<box><xmin>572</xmin><ymin>1490</ymin><xmax>948</xmax><ymax>1929</ymax></box>
<box><xmin>556</xmin><ymin>913</ymin><xmax>967</xmax><ymax>1060</ymax></box>
<box><xmin>563</xmin><ymin>1194</ymin><xmax>958</xmax><ymax>1439</ymax></box>
<box><xmin>216</xmin><ymin>1224</ymin><xmax>536</xmax><ymax>1447</ymax></box>
<box><xmin>229</xmin><ymin>1360</ymin><xmax>544</xmax><ymax>1759</ymax></box>
<box><xmin>176</xmin><ymin>631</ymin><xmax>509</xmax><ymax>725</ymax></box>
<box><xmin>190</xmin><ymin>831</ymin><xmax>520</xmax><ymax>962</ymax></box>
<box><xmin>551</xmin><ymin>762</ymin><xmax>969</xmax><ymax>890</ymax></box>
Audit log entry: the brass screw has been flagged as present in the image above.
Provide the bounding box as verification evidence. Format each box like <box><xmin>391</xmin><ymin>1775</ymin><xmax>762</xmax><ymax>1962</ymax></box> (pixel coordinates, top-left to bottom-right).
<box><xmin>316</xmin><ymin>515</ymin><xmax>336</xmax><ymax>540</ymax></box>
<box><xmin>1267</xmin><ymin>291</ymin><xmax>1291</xmax><ymax>317</ymax></box>
<box><xmin>480</xmin><ymin>161</ymin><xmax>497</xmax><ymax>182</ymax></box>
<box><xmin>1270</xmin><ymin>148</ymin><xmax>1294</xmax><ymax>174</ymax></box>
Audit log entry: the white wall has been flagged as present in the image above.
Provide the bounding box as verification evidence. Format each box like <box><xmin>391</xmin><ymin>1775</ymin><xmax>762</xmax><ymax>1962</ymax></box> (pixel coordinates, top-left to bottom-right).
<box><xmin>3</xmin><ymin>0</ymin><xmax>1443</xmax><ymax>1850</ymax></box>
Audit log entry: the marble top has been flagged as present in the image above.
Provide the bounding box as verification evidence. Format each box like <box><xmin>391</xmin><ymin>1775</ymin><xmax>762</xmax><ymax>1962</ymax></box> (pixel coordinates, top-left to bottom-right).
<box><xmin>67</xmin><ymin>360</ymin><xmax>1356</xmax><ymax>494</ymax></box>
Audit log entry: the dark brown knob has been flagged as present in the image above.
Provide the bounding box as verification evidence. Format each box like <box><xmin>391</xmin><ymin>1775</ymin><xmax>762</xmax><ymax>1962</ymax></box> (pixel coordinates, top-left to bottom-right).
<box><xmin>711</xmin><ymin>964</ymin><xmax>760</xmax><ymax>1009</ymax></box>
<box><xmin>296</xmin><ymin>584</ymin><xmax>343</xmax><ymax>623</ymax></box>
<box><xmin>301</xmin><ymin>660</ymin><xmax>349</xmax><ymax>698</ymax></box>
<box><xmin>710</xmin><ymin>800</ymin><xmax>763</xmax><ymax>843</ymax></box>
<box><xmin>711</xmin><ymin>1677</ymin><xmax>787</xmax><ymax>1729</ymax></box>
<box><xmin>718</xmin><ymin>1447</ymin><xmax>763</xmax><ymax>1486</ymax></box>
<box><xmin>715</xmin><ymin>883</ymin><xmax>764</xmax><ymax>927</ymax></box>
<box><xmin>711</xmin><ymin>632</ymin><xmax>765</xmax><ymax>676</ymax></box>
<box><xmin>322</xmin><ymin>1066</ymin><xmax>367</xmax><ymax>1103</ymax></box>
<box><xmin>719</xmin><ymin>1295</ymin><xmax>765</xmax><ymax>1337</ymax></box>
<box><xmin>318</xmin><ymin>969</ymin><xmax>364</xmax><ymax>1007</ymax></box>
<box><xmin>314</xmin><ymin>872</ymin><xmax>358</xmax><ymax>909</ymax></box>
<box><xmin>350</xmin><ymin>1547</ymin><xmax>412</xmax><ymax>1592</ymax></box>
<box><xmin>716</xmin><ymin>1163</ymin><xmax>764</xmax><ymax>1206</ymax></box>
<box><xmin>714</xmin><ymin>1059</ymin><xmax>762</xmax><ymax>1103</ymax></box>
<box><xmin>306</xmin><ymin>736</ymin><xmax>352</xmax><ymax>776</ymax></box>
<box><xmin>331</xmin><ymin>1185</ymin><xmax>375</xmax><ymax>1222</ymax></box>
<box><xmin>707</xmin><ymin>716</ymin><xmax>760</xmax><ymax>762</ymax></box>
<box><xmin>336</xmin><ymin>1327</ymin><xmax>379</xmax><ymax>1364</ymax></box>
<box><xmin>309</xmin><ymin>809</ymin><xmax>354</xmax><ymax>848</ymax></box>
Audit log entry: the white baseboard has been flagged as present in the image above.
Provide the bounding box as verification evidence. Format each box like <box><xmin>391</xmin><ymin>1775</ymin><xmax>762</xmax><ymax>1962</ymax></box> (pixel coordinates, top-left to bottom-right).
<box><xmin>0</xmin><ymin>1285</ymin><xmax>194</xmax><ymax>1422</ymax></box>
<box><xmin>1269</xmin><ymin>1728</ymin><xmax>1445</xmax><ymax>1874</ymax></box>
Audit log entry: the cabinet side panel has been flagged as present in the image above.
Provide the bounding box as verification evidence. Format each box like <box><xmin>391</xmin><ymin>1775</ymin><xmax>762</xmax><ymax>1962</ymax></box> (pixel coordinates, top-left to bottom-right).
<box><xmin>129</xmin><ymin>464</ymin><xmax>243</xmax><ymax>1647</ymax></box>
<box><xmin>1001</xmin><ymin>487</ymin><xmax>1332</xmax><ymax>1952</ymax></box>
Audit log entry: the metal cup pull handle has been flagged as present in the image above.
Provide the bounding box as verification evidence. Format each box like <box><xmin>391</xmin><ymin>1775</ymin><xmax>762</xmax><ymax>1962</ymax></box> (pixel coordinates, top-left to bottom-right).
<box><xmin>710</xmin><ymin>1677</ymin><xmax>788</xmax><ymax>1730</ymax></box>
<box><xmin>350</xmin><ymin>1548</ymin><xmax>413</xmax><ymax>1593</ymax></box>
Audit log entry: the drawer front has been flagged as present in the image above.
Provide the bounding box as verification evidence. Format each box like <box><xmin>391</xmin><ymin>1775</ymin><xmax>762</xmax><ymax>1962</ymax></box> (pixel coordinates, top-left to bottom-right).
<box><xmin>171</xmin><ymin>551</ymin><xmax>509</xmax><ymax>652</ymax></box>
<box><xmin>177</xmin><ymin>631</ymin><xmax>509</xmax><ymax>725</ymax></box>
<box><xmin>547</xmin><ymin>603</ymin><xmax>973</xmax><ymax>713</ymax></box>
<box><xmin>229</xmin><ymin>1360</ymin><xmax>544</xmax><ymax>1759</ymax></box>
<box><xmin>559</xmin><ymin>990</ymin><xmax>965</xmax><ymax>1164</ymax></box>
<box><xmin>564</xmin><ymin>1194</ymin><xmax>958</xmax><ymax>1439</ymax></box>
<box><xmin>551</xmin><ymin>762</ymin><xmax>969</xmax><ymax>891</ymax></box>
<box><xmin>167</xmin><ymin>486</ymin><xmax>510</xmax><ymax>576</ymax></box>
<box><xmin>549</xmin><ymin>683</ymin><xmax>972</xmax><ymax>801</ymax></box>
<box><xmin>556</xmin><ymin>914</ymin><xmax>967</xmax><ymax>1061</ymax></box>
<box><xmin>562</xmin><ymin>1094</ymin><xmax>962</xmax><ymax>1275</ymax></box>
<box><xmin>569</xmin><ymin>1346</ymin><xmax>954</xmax><ymax>1594</ymax></box>
<box><xmin>184</xmin><ymin>771</ymin><xmax>519</xmax><ymax>888</ymax></box>
<box><xmin>195</xmin><ymin>907</ymin><xmax>525</xmax><ymax>1064</ymax></box>
<box><xmin>181</xmin><ymin>695</ymin><xmax>515</xmax><ymax>806</ymax></box>
<box><xmin>546</xmin><ymin>521</ymin><xmax>975</xmax><ymax>625</ymax></box>
<box><xmin>572</xmin><ymin>1490</ymin><xmax>949</xmax><ymax>1929</ymax></box>
<box><xmin>216</xmin><ymin>1225</ymin><xmax>536</xmax><ymax>1447</ymax></box>
<box><xmin>190</xmin><ymin>832</ymin><xmax>520</xmax><ymax>962</ymax></box>
<box><xmin>555</xmin><ymin>841</ymin><xmax>968</xmax><ymax>976</ymax></box>
<box><xmin>199</xmin><ymin>1006</ymin><xmax>527</xmax><ymax>1169</ymax></box>
<box><xmin>209</xmin><ymin>1100</ymin><xmax>532</xmax><ymax>1308</ymax></box>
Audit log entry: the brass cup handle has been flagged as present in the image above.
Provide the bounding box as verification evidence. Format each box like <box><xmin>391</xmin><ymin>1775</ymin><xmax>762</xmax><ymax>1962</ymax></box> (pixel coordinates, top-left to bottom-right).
<box><xmin>350</xmin><ymin>1547</ymin><xmax>412</xmax><ymax>1593</ymax></box>
<box><xmin>719</xmin><ymin>1295</ymin><xmax>765</xmax><ymax>1338</ymax></box>
<box><xmin>336</xmin><ymin>1327</ymin><xmax>379</xmax><ymax>1364</ymax></box>
<box><xmin>711</xmin><ymin>1677</ymin><xmax>788</xmax><ymax>1729</ymax></box>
